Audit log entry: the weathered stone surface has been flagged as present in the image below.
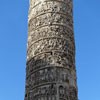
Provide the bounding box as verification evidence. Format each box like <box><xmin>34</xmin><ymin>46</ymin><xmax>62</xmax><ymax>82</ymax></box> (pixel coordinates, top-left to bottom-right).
<box><xmin>24</xmin><ymin>0</ymin><xmax>78</xmax><ymax>100</ymax></box>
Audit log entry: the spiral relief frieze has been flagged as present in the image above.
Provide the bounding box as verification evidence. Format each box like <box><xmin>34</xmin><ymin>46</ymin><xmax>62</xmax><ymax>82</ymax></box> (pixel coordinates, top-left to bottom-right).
<box><xmin>24</xmin><ymin>0</ymin><xmax>78</xmax><ymax>100</ymax></box>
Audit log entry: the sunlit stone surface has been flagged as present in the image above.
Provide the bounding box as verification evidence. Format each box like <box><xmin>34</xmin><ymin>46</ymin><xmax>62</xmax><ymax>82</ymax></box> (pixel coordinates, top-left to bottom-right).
<box><xmin>24</xmin><ymin>0</ymin><xmax>78</xmax><ymax>100</ymax></box>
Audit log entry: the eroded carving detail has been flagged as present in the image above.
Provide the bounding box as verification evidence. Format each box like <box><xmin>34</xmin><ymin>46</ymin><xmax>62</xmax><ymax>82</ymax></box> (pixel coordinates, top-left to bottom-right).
<box><xmin>25</xmin><ymin>0</ymin><xmax>78</xmax><ymax>100</ymax></box>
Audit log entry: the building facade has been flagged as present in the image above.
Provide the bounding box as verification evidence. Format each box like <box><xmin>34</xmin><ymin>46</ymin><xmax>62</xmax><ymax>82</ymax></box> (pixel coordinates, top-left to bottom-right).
<box><xmin>24</xmin><ymin>0</ymin><xmax>78</xmax><ymax>100</ymax></box>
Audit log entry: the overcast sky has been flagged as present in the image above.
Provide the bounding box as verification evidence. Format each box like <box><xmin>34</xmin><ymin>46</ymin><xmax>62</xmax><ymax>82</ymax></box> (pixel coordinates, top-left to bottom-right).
<box><xmin>0</xmin><ymin>0</ymin><xmax>100</xmax><ymax>100</ymax></box>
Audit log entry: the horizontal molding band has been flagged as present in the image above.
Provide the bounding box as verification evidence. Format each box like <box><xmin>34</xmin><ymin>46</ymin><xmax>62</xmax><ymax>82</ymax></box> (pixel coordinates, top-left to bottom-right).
<box><xmin>29</xmin><ymin>23</ymin><xmax>73</xmax><ymax>32</ymax></box>
<box><xmin>29</xmin><ymin>0</ymin><xmax>68</xmax><ymax>14</ymax></box>
<box><xmin>30</xmin><ymin>82</ymin><xmax>56</xmax><ymax>90</ymax></box>
<box><xmin>27</xmin><ymin>36</ymin><xmax>68</xmax><ymax>49</ymax></box>
<box><xmin>28</xmin><ymin>11</ymin><xmax>69</xmax><ymax>22</ymax></box>
<box><xmin>27</xmin><ymin>50</ymin><xmax>68</xmax><ymax>62</ymax></box>
<box><xmin>26</xmin><ymin>65</ymin><xmax>70</xmax><ymax>79</ymax></box>
<box><xmin>30</xmin><ymin>81</ymin><xmax>68</xmax><ymax>91</ymax></box>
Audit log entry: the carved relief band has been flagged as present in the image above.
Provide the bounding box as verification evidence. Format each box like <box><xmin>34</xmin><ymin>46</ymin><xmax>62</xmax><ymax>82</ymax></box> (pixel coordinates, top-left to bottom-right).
<box><xmin>24</xmin><ymin>0</ymin><xmax>78</xmax><ymax>100</ymax></box>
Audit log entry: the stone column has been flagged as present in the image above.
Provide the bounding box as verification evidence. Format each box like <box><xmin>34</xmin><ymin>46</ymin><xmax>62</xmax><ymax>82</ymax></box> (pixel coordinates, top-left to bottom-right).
<box><xmin>24</xmin><ymin>0</ymin><xmax>78</xmax><ymax>100</ymax></box>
